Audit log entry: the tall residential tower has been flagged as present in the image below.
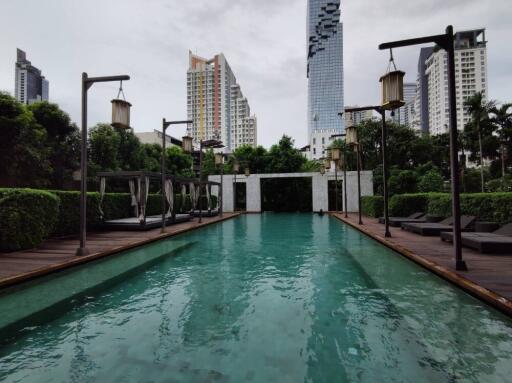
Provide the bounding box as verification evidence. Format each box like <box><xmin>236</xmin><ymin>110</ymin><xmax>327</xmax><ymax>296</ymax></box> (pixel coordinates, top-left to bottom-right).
<box><xmin>307</xmin><ymin>0</ymin><xmax>344</xmax><ymax>159</ymax></box>
<box><xmin>187</xmin><ymin>51</ymin><xmax>257</xmax><ymax>152</ymax></box>
<box><xmin>14</xmin><ymin>49</ymin><xmax>49</xmax><ymax>104</ymax></box>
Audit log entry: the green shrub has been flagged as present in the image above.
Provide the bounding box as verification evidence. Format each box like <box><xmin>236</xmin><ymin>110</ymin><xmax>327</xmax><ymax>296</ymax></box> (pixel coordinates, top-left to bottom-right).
<box><xmin>418</xmin><ymin>170</ymin><xmax>444</xmax><ymax>192</ymax></box>
<box><xmin>0</xmin><ymin>189</ymin><xmax>60</xmax><ymax>251</ymax></box>
<box><xmin>361</xmin><ymin>196</ymin><xmax>383</xmax><ymax>218</ymax></box>
<box><xmin>389</xmin><ymin>193</ymin><xmax>433</xmax><ymax>216</ymax></box>
<box><xmin>427</xmin><ymin>194</ymin><xmax>451</xmax><ymax>217</ymax></box>
<box><xmin>486</xmin><ymin>176</ymin><xmax>512</xmax><ymax>192</ymax></box>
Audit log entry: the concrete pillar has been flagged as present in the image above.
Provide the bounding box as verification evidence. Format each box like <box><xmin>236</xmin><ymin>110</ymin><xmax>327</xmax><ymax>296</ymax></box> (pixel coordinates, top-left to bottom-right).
<box><xmin>312</xmin><ymin>174</ymin><xmax>328</xmax><ymax>212</ymax></box>
<box><xmin>246</xmin><ymin>175</ymin><xmax>261</xmax><ymax>212</ymax></box>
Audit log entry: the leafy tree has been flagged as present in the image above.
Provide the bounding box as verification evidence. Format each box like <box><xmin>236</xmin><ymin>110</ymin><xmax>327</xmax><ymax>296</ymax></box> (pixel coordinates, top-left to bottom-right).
<box><xmin>0</xmin><ymin>92</ymin><xmax>50</xmax><ymax>187</ymax></box>
<box><xmin>116</xmin><ymin>127</ymin><xmax>144</xmax><ymax>171</ymax></box>
<box><xmin>388</xmin><ymin>168</ymin><xmax>417</xmax><ymax>195</ymax></box>
<box><xmin>28</xmin><ymin>101</ymin><xmax>80</xmax><ymax>188</ymax></box>
<box><xmin>88</xmin><ymin>123</ymin><xmax>121</xmax><ymax>174</ymax></box>
<box><xmin>165</xmin><ymin>146</ymin><xmax>194</xmax><ymax>178</ymax></box>
<box><xmin>139</xmin><ymin>143</ymin><xmax>162</xmax><ymax>173</ymax></box>
<box><xmin>265</xmin><ymin>135</ymin><xmax>306</xmax><ymax>173</ymax></box>
<box><xmin>490</xmin><ymin>103</ymin><xmax>512</xmax><ymax>177</ymax></box>
<box><xmin>464</xmin><ymin>92</ymin><xmax>497</xmax><ymax>191</ymax></box>
<box><xmin>418</xmin><ymin>169</ymin><xmax>444</xmax><ymax>192</ymax></box>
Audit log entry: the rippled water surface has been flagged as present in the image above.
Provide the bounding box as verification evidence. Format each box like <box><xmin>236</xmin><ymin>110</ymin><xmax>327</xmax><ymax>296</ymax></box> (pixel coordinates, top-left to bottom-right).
<box><xmin>1</xmin><ymin>214</ymin><xmax>512</xmax><ymax>382</ymax></box>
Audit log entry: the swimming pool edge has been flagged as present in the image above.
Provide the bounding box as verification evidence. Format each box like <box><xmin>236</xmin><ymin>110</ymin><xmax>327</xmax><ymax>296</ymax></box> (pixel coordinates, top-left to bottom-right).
<box><xmin>331</xmin><ymin>213</ymin><xmax>512</xmax><ymax>318</ymax></box>
<box><xmin>0</xmin><ymin>213</ymin><xmax>242</xmax><ymax>291</ymax></box>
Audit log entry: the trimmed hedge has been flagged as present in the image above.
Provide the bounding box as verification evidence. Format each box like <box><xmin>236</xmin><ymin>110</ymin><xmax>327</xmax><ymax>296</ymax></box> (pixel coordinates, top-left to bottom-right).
<box><xmin>388</xmin><ymin>193</ymin><xmax>446</xmax><ymax>217</ymax></box>
<box><xmin>361</xmin><ymin>196</ymin><xmax>383</xmax><ymax>218</ymax></box>
<box><xmin>387</xmin><ymin>192</ymin><xmax>512</xmax><ymax>224</ymax></box>
<box><xmin>0</xmin><ymin>189</ymin><xmax>60</xmax><ymax>251</ymax></box>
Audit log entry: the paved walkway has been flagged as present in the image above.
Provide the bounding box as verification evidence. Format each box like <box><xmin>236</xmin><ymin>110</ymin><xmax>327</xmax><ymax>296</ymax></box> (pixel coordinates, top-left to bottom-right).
<box><xmin>0</xmin><ymin>213</ymin><xmax>240</xmax><ymax>289</ymax></box>
<box><xmin>332</xmin><ymin>213</ymin><xmax>512</xmax><ymax>316</ymax></box>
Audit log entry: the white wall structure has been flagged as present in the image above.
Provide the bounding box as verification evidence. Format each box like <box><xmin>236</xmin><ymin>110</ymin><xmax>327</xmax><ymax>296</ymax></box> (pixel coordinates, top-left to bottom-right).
<box><xmin>209</xmin><ymin>171</ymin><xmax>373</xmax><ymax>213</ymax></box>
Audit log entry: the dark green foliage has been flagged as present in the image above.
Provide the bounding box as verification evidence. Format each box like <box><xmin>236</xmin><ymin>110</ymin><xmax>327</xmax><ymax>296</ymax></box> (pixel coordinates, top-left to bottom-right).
<box><xmin>461</xmin><ymin>168</ymin><xmax>488</xmax><ymax>193</ymax></box>
<box><xmin>389</xmin><ymin>169</ymin><xmax>418</xmax><ymax>195</ymax></box>
<box><xmin>261</xmin><ymin>178</ymin><xmax>312</xmax><ymax>211</ymax></box>
<box><xmin>0</xmin><ymin>189</ymin><xmax>60</xmax><ymax>251</ymax></box>
<box><xmin>28</xmin><ymin>101</ymin><xmax>80</xmax><ymax>189</ymax></box>
<box><xmin>389</xmin><ymin>193</ymin><xmax>433</xmax><ymax>216</ymax></box>
<box><xmin>361</xmin><ymin>196</ymin><xmax>383</xmax><ymax>218</ymax></box>
<box><xmin>486</xmin><ymin>175</ymin><xmax>512</xmax><ymax>192</ymax></box>
<box><xmin>426</xmin><ymin>194</ymin><xmax>452</xmax><ymax>217</ymax></box>
<box><xmin>0</xmin><ymin>92</ymin><xmax>51</xmax><ymax>187</ymax></box>
<box><xmin>418</xmin><ymin>169</ymin><xmax>445</xmax><ymax>192</ymax></box>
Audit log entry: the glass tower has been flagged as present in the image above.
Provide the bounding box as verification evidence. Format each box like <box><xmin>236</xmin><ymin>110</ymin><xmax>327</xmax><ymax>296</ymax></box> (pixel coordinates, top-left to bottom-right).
<box><xmin>307</xmin><ymin>0</ymin><xmax>344</xmax><ymax>140</ymax></box>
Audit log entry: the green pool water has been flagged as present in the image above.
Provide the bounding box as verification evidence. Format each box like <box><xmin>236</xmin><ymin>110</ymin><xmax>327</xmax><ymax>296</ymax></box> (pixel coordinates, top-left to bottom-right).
<box><xmin>1</xmin><ymin>214</ymin><xmax>511</xmax><ymax>382</ymax></box>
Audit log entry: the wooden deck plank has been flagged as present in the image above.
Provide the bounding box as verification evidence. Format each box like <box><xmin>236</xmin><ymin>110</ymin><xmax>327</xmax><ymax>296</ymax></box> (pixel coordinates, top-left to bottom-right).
<box><xmin>332</xmin><ymin>213</ymin><xmax>512</xmax><ymax>317</ymax></box>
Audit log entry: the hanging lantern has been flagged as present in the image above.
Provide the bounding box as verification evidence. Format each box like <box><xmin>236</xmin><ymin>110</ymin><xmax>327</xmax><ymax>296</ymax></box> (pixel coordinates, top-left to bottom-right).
<box><xmin>324</xmin><ymin>158</ymin><xmax>331</xmax><ymax>170</ymax></box>
<box><xmin>244</xmin><ymin>167</ymin><xmax>250</xmax><ymax>177</ymax></box>
<box><xmin>380</xmin><ymin>49</ymin><xmax>405</xmax><ymax>111</ymax></box>
<box><xmin>233</xmin><ymin>161</ymin><xmax>240</xmax><ymax>174</ymax></box>
<box><xmin>331</xmin><ymin>147</ymin><xmax>341</xmax><ymax>161</ymax></box>
<box><xmin>345</xmin><ymin>126</ymin><xmax>358</xmax><ymax>145</ymax></box>
<box><xmin>111</xmin><ymin>81</ymin><xmax>131</xmax><ymax>129</ymax></box>
<box><xmin>182</xmin><ymin>136</ymin><xmax>193</xmax><ymax>153</ymax></box>
<box><xmin>215</xmin><ymin>152</ymin><xmax>224</xmax><ymax>166</ymax></box>
<box><xmin>320</xmin><ymin>166</ymin><xmax>325</xmax><ymax>175</ymax></box>
<box><xmin>111</xmin><ymin>99</ymin><xmax>131</xmax><ymax>129</ymax></box>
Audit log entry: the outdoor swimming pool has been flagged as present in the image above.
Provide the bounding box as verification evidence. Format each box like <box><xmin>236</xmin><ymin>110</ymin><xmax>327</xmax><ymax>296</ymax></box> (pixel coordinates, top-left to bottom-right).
<box><xmin>0</xmin><ymin>214</ymin><xmax>511</xmax><ymax>382</ymax></box>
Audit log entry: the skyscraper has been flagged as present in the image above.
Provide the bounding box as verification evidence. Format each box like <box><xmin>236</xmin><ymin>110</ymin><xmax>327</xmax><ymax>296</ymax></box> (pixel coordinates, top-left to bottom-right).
<box><xmin>14</xmin><ymin>49</ymin><xmax>49</xmax><ymax>104</ymax></box>
<box><xmin>187</xmin><ymin>51</ymin><xmax>257</xmax><ymax>152</ymax></box>
<box><xmin>392</xmin><ymin>82</ymin><xmax>416</xmax><ymax>126</ymax></box>
<box><xmin>307</xmin><ymin>0</ymin><xmax>344</xmax><ymax>159</ymax></box>
<box><xmin>413</xmin><ymin>29</ymin><xmax>488</xmax><ymax>135</ymax></box>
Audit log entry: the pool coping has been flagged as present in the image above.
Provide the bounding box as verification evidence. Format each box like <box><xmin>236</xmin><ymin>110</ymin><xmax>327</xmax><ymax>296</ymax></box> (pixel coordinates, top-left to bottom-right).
<box><xmin>331</xmin><ymin>213</ymin><xmax>512</xmax><ymax>318</ymax></box>
<box><xmin>0</xmin><ymin>213</ymin><xmax>241</xmax><ymax>291</ymax></box>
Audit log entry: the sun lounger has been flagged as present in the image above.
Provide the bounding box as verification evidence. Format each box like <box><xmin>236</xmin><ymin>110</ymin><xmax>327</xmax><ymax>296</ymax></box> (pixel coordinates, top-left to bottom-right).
<box><xmin>402</xmin><ymin>216</ymin><xmax>476</xmax><ymax>236</ymax></box>
<box><xmin>192</xmin><ymin>209</ymin><xmax>219</xmax><ymax>217</ymax></box>
<box><xmin>378</xmin><ymin>212</ymin><xmax>426</xmax><ymax>227</ymax></box>
<box><xmin>440</xmin><ymin>223</ymin><xmax>512</xmax><ymax>254</ymax></box>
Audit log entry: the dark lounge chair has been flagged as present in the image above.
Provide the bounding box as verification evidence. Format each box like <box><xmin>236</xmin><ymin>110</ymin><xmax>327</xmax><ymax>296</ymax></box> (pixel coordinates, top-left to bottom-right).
<box><xmin>402</xmin><ymin>216</ymin><xmax>476</xmax><ymax>236</ymax></box>
<box><xmin>192</xmin><ymin>209</ymin><xmax>219</xmax><ymax>217</ymax></box>
<box><xmin>379</xmin><ymin>212</ymin><xmax>426</xmax><ymax>227</ymax></box>
<box><xmin>440</xmin><ymin>223</ymin><xmax>512</xmax><ymax>254</ymax></box>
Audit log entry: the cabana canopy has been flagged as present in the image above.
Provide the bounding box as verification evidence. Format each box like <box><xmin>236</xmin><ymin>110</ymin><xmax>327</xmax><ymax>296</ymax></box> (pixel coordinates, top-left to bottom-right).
<box><xmin>96</xmin><ymin>171</ymin><xmax>221</xmax><ymax>230</ymax></box>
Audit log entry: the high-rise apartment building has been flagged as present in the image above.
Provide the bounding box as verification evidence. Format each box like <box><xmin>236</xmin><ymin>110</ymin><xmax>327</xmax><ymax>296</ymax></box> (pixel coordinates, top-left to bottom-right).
<box><xmin>413</xmin><ymin>47</ymin><xmax>435</xmax><ymax>133</ymax></box>
<box><xmin>307</xmin><ymin>0</ymin><xmax>344</xmax><ymax>159</ymax></box>
<box><xmin>416</xmin><ymin>29</ymin><xmax>488</xmax><ymax>135</ymax></box>
<box><xmin>392</xmin><ymin>82</ymin><xmax>416</xmax><ymax>126</ymax></box>
<box><xmin>186</xmin><ymin>51</ymin><xmax>257</xmax><ymax>152</ymax></box>
<box><xmin>14</xmin><ymin>49</ymin><xmax>49</xmax><ymax>104</ymax></box>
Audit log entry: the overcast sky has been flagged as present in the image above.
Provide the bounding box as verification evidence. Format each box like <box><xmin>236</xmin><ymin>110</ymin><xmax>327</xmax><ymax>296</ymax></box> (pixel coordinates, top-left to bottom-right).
<box><xmin>1</xmin><ymin>0</ymin><xmax>511</xmax><ymax>148</ymax></box>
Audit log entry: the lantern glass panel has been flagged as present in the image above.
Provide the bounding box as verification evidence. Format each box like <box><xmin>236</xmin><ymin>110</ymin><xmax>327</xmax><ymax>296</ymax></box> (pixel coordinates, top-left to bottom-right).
<box><xmin>380</xmin><ymin>70</ymin><xmax>405</xmax><ymax>110</ymax></box>
<box><xmin>233</xmin><ymin>162</ymin><xmax>240</xmax><ymax>173</ymax></box>
<box><xmin>331</xmin><ymin>147</ymin><xmax>341</xmax><ymax>161</ymax></box>
<box><xmin>324</xmin><ymin>158</ymin><xmax>331</xmax><ymax>170</ymax></box>
<box><xmin>245</xmin><ymin>168</ymin><xmax>250</xmax><ymax>177</ymax></box>
<box><xmin>320</xmin><ymin>167</ymin><xmax>325</xmax><ymax>175</ymax></box>
<box><xmin>215</xmin><ymin>153</ymin><xmax>224</xmax><ymax>165</ymax></box>
<box><xmin>182</xmin><ymin>136</ymin><xmax>193</xmax><ymax>153</ymax></box>
<box><xmin>111</xmin><ymin>99</ymin><xmax>131</xmax><ymax>129</ymax></box>
<box><xmin>345</xmin><ymin>126</ymin><xmax>358</xmax><ymax>145</ymax></box>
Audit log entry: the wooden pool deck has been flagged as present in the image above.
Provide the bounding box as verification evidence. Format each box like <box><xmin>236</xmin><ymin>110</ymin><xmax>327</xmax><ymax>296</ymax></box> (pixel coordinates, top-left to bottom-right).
<box><xmin>332</xmin><ymin>213</ymin><xmax>512</xmax><ymax>317</ymax></box>
<box><xmin>0</xmin><ymin>213</ymin><xmax>240</xmax><ymax>289</ymax></box>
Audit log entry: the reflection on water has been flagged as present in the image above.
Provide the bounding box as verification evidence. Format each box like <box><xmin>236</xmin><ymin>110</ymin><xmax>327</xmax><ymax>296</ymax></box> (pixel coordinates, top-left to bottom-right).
<box><xmin>0</xmin><ymin>213</ymin><xmax>511</xmax><ymax>383</ymax></box>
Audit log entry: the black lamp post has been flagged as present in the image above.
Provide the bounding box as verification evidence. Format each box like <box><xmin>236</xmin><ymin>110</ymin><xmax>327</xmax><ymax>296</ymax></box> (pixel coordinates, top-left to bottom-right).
<box><xmin>160</xmin><ymin>119</ymin><xmax>193</xmax><ymax>233</ymax></box>
<box><xmin>379</xmin><ymin>25</ymin><xmax>467</xmax><ymax>271</ymax></box>
<box><xmin>345</xmin><ymin>106</ymin><xmax>391</xmax><ymax>237</ymax></box>
<box><xmin>215</xmin><ymin>152</ymin><xmax>224</xmax><ymax>217</ymax></box>
<box><xmin>233</xmin><ymin>160</ymin><xmax>240</xmax><ymax>212</ymax></box>
<box><xmin>332</xmin><ymin>120</ymin><xmax>349</xmax><ymax>218</ymax></box>
<box><xmin>77</xmin><ymin>73</ymin><xmax>130</xmax><ymax>257</ymax></box>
